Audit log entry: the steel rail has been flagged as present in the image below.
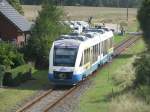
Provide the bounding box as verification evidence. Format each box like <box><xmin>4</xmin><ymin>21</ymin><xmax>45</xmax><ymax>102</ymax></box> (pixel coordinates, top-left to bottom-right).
<box><xmin>16</xmin><ymin>35</ymin><xmax>141</xmax><ymax>112</ymax></box>
<box><xmin>43</xmin><ymin>35</ymin><xmax>141</xmax><ymax>112</ymax></box>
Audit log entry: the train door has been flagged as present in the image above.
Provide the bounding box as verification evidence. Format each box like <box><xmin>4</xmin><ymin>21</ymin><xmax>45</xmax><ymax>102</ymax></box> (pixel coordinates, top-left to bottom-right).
<box><xmin>90</xmin><ymin>47</ymin><xmax>93</xmax><ymax>65</ymax></box>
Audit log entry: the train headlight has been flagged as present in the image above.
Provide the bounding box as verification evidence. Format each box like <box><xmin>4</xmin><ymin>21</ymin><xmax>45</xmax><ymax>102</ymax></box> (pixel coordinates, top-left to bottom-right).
<box><xmin>59</xmin><ymin>73</ymin><xmax>66</xmax><ymax>79</ymax></box>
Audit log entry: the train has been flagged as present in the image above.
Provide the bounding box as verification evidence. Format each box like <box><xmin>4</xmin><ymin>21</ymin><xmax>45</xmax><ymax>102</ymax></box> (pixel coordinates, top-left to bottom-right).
<box><xmin>48</xmin><ymin>28</ymin><xmax>114</xmax><ymax>85</ymax></box>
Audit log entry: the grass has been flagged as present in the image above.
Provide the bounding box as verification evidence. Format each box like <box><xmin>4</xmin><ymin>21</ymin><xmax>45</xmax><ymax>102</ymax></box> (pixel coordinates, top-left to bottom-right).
<box><xmin>22</xmin><ymin>6</ymin><xmax>137</xmax><ymax>21</ymax></box>
<box><xmin>114</xmin><ymin>34</ymin><xmax>126</xmax><ymax>45</ymax></box>
<box><xmin>77</xmin><ymin>39</ymin><xmax>148</xmax><ymax>112</ymax></box>
<box><xmin>0</xmin><ymin>65</ymin><xmax>50</xmax><ymax>112</ymax></box>
<box><xmin>109</xmin><ymin>92</ymin><xmax>150</xmax><ymax>112</ymax></box>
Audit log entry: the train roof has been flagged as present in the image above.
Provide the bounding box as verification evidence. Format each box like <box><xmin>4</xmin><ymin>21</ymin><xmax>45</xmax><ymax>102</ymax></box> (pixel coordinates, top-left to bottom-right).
<box><xmin>83</xmin><ymin>28</ymin><xmax>105</xmax><ymax>34</ymax></box>
<box><xmin>54</xmin><ymin>28</ymin><xmax>113</xmax><ymax>48</ymax></box>
<box><xmin>56</xmin><ymin>34</ymin><xmax>88</xmax><ymax>41</ymax></box>
<box><xmin>54</xmin><ymin>39</ymin><xmax>81</xmax><ymax>48</ymax></box>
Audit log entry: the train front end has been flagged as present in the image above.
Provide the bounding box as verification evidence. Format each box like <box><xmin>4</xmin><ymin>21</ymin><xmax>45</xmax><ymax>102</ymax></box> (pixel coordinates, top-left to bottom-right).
<box><xmin>48</xmin><ymin>40</ymin><xmax>82</xmax><ymax>85</ymax></box>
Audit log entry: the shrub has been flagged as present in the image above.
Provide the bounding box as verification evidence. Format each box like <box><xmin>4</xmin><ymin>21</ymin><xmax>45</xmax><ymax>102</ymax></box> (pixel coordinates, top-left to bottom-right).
<box><xmin>0</xmin><ymin>65</ymin><xmax>6</xmax><ymax>86</ymax></box>
<box><xmin>2</xmin><ymin>72</ymin><xmax>14</xmax><ymax>86</ymax></box>
<box><xmin>0</xmin><ymin>42</ymin><xmax>25</xmax><ymax>69</ymax></box>
<box><xmin>133</xmin><ymin>52</ymin><xmax>150</xmax><ymax>86</ymax></box>
<box><xmin>13</xmin><ymin>69</ymin><xmax>33</xmax><ymax>86</ymax></box>
<box><xmin>112</xmin><ymin>58</ymin><xmax>136</xmax><ymax>89</ymax></box>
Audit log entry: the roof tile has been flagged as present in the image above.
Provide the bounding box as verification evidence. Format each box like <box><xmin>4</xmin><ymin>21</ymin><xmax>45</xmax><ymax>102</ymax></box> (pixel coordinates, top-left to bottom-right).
<box><xmin>0</xmin><ymin>0</ymin><xmax>31</xmax><ymax>32</ymax></box>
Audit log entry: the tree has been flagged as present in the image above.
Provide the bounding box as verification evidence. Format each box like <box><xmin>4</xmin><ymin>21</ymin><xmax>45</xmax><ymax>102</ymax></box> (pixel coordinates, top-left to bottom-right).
<box><xmin>137</xmin><ymin>0</ymin><xmax>150</xmax><ymax>49</ymax></box>
<box><xmin>21</xmin><ymin>0</ymin><xmax>142</xmax><ymax>7</ymax></box>
<box><xmin>133</xmin><ymin>0</ymin><xmax>150</xmax><ymax>86</ymax></box>
<box><xmin>133</xmin><ymin>52</ymin><xmax>150</xmax><ymax>86</ymax></box>
<box><xmin>8</xmin><ymin>0</ymin><xmax>24</xmax><ymax>15</ymax></box>
<box><xmin>24</xmin><ymin>0</ymin><xmax>70</xmax><ymax>68</ymax></box>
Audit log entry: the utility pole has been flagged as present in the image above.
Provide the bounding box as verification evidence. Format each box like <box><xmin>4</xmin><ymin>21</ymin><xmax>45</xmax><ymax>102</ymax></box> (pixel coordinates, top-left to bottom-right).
<box><xmin>117</xmin><ymin>0</ymin><xmax>119</xmax><ymax>8</ymax></box>
<box><xmin>127</xmin><ymin>0</ymin><xmax>129</xmax><ymax>21</ymax></box>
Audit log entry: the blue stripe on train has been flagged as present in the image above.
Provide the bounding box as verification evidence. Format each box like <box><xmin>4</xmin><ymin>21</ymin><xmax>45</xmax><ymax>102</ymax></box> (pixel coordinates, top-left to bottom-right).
<box><xmin>48</xmin><ymin>73</ymin><xmax>82</xmax><ymax>85</ymax></box>
<box><xmin>48</xmin><ymin>53</ymin><xmax>112</xmax><ymax>85</ymax></box>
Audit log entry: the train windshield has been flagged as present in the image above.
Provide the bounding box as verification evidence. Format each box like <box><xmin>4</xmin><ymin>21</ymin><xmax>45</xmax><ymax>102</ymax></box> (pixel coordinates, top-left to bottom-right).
<box><xmin>53</xmin><ymin>48</ymin><xmax>78</xmax><ymax>67</ymax></box>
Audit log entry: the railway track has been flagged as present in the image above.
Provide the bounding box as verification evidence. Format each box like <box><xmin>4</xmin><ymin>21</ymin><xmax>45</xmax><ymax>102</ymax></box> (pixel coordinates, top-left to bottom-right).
<box><xmin>16</xmin><ymin>35</ymin><xmax>141</xmax><ymax>112</ymax></box>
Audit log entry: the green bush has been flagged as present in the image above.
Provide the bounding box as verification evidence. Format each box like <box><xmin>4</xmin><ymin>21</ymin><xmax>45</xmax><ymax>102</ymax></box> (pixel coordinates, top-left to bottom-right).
<box><xmin>2</xmin><ymin>72</ymin><xmax>14</xmax><ymax>87</ymax></box>
<box><xmin>133</xmin><ymin>52</ymin><xmax>150</xmax><ymax>86</ymax></box>
<box><xmin>13</xmin><ymin>70</ymin><xmax>33</xmax><ymax>86</ymax></box>
<box><xmin>112</xmin><ymin>58</ymin><xmax>136</xmax><ymax>89</ymax></box>
<box><xmin>0</xmin><ymin>42</ymin><xmax>25</xmax><ymax>69</ymax></box>
<box><xmin>0</xmin><ymin>65</ymin><xmax>5</xmax><ymax>86</ymax></box>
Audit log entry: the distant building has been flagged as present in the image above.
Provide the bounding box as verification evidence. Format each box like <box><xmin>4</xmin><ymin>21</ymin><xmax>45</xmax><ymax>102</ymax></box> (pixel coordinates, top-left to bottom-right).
<box><xmin>0</xmin><ymin>0</ymin><xmax>31</xmax><ymax>46</ymax></box>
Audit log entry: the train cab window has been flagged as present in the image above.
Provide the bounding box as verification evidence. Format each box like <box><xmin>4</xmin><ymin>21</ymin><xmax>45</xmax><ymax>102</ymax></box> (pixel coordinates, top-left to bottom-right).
<box><xmin>53</xmin><ymin>47</ymin><xmax>78</xmax><ymax>67</ymax></box>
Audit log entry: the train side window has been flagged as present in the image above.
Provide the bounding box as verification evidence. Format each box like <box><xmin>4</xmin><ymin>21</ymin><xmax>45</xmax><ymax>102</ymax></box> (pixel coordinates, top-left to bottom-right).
<box><xmin>84</xmin><ymin>49</ymin><xmax>90</xmax><ymax>65</ymax></box>
<box><xmin>80</xmin><ymin>53</ymin><xmax>83</xmax><ymax>66</ymax></box>
<box><xmin>87</xmin><ymin>48</ymin><xmax>90</xmax><ymax>62</ymax></box>
<box><xmin>99</xmin><ymin>43</ymin><xmax>101</xmax><ymax>55</ymax></box>
<box><xmin>98</xmin><ymin>43</ymin><xmax>100</xmax><ymax>55</ymax></box>
<box><xmin>94</xmin><ymin>45</ymin><xmax>97</xmax><ymax>62</ymax></box>
<box><xmin>84</xmin><ymin>50</ymin><xmax>87</xmax><ymax>65</ymax></box>
<box><xmin>108</xmin><ymin>39</ymin><xmax>110</xmax><ymax>49</ymax></box>
<box><xmin>104</xmin><ymin>40</ymin><xmax>107</xmax><ymax>55</ymax></box>
<box><xmin>101</xmin><ymin>42</ymin><xmax>103</xmax><ymax>55</ymax></box>
<box><xmin>110</xmin><ymin>38</ymin><xmax>113</xmax><ymax>48</ymax></box>
<box><xmin>92</xmin><ymin>46</ymin><xmax>95</xmax><ymax>63</ymax></box>
<box><xmin>96</xmin><ymin>44</ymin><xmax>98</xmax><ymax>58</ymax></box>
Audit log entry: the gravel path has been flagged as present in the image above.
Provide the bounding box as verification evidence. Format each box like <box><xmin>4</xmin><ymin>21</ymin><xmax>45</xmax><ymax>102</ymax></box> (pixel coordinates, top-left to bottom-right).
<box><xmin>48</xmin><ymin>80</ymin><xmax>93</xmax><ymax>112</ymax></box>
<box><xmin>23</xmin><ymin>89</ymin><xmax>68</xmax><ymax>112</ymax></box>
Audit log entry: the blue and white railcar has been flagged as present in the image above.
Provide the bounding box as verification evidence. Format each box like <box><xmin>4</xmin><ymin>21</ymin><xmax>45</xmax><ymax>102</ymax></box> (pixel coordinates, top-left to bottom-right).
<box><xmin>49</xmin><ymin>29</ymin><xmax>114</xmax><ymax>85</ymax></box>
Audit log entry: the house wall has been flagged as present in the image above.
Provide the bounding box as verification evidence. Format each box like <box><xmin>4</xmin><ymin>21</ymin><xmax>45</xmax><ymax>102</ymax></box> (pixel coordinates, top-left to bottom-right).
<box><xmin>0</xmin><ymin>14</ymin><xmax>25</xmax><ymax>45</ymax></box>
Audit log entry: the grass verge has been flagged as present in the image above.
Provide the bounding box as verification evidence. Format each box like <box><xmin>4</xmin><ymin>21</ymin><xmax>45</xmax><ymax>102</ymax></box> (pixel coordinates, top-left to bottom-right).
<box><xmin>77</xmin><ymin>39</ymin><xmax>149</xmax><ymax>112</ymax></box>
<box><xmin>114</xmin><ymin>34</ymin><xmax>126</xmax><ymax>45</ymax></box>
<box><xmin>0</xmin><ymin>66</ymin><xmax>49</xmax><ymax>112</ymax></box>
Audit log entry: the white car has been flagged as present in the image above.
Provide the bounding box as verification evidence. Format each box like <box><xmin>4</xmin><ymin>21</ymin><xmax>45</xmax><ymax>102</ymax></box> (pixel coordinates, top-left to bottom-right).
<box><xmin>77</xmin><ymin>21</ymin><xmax>89</xmax><ymax>29</ymax></box>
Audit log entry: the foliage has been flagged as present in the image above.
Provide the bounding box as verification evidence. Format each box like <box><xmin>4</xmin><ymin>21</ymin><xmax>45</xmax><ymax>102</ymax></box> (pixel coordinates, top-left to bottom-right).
<box><xmin>137</xmin><ymin>0</ymin><xmax>150</xmax><ymax>49</ymax></box>
<box><xmin>2</xmin><ymin>72</ymin><xmax>13</xmax><ymax>86</ymax></box>
<box><xmin>21</xmin><ymin>0</ymin><xmax>142</xmax><ymax>8</ymax></box>
<box><xmin>23</xmin><ymin>0</ymin><xmax>70</xmax><ymax>68</ymax></box>
<box><xmin>2</xmin><ymin>66</ymin><xmax>33</xmax><ymax>87</ymax></box>
<box><xmin>8</xmin><ymin>0</ymin><xmax>24</xmax><ymax>15</ymax></box>
<box><xmin>112</xmin><ymin>58</ymin><xmax>136</xmax><ymax>89</ymax></box>
<box><xmin>0</xmin><ymin>65</ymin><xmax>5</xmax><ymax>86</ymax></box>
<box><xmin>133</xmin><ymin>52</ymin><xmax>150</xmax><ymax>86</ymax></box>
<box><xmin>135</xmin><ymin>0</ymin><xmax>150</xmax><ymax>86</ymax></box>
<box><xmin>0</xmin><ymin>42</ymin><xmax>25</xmax><ymax>69</ymax></box>
<box><xmin>13</xmin><ymin>70</ymin><xmax>33</xmax><ymax>86</ymax></box>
